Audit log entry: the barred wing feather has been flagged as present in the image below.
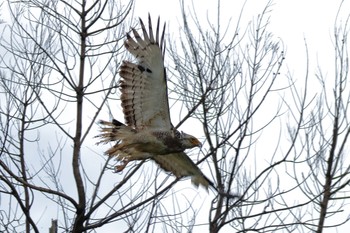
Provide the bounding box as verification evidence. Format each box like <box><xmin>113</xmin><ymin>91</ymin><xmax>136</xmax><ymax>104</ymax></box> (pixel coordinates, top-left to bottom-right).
<box><xmin>119</xmin><ymin>15</ymin><xmax>171</xmax><ymax>130</ymax></box>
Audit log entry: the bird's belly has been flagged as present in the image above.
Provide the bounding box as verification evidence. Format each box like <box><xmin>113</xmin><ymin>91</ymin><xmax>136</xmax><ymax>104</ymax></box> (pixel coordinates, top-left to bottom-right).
<box><xmin>130</xmin><ymin>131</ymin><xmax>183</xmax><ymax>155</ymax></box>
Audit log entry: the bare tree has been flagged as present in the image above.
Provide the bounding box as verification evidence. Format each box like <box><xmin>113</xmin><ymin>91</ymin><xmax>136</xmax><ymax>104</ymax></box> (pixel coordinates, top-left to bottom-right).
<box><xmin>0</xmin><ymin>0</ymin><xmax>174</xmax><ymax>232</ymax></box>
<box><xmin>167</xmin><ymin>1</ymin><xmax>295</xmax><ymax>232</ymax></box>
<box><xmin>0</xmin><ymin>1</ymin><xmax>207</xmax><ymax>232</ymax></box>
<box><xmin>167</xmin><ymin>0</ymin><xmax>350</xmax><ymax>232</ymax></box>
<box><xmin>1</xmin><ymin>0</ymin><xmax>350</xmax><ymax>232</ymax></box>
<box><xmin>284</xmin><ymin>3</ymin><xmax>350</xmax><ymax>232</ymax></box>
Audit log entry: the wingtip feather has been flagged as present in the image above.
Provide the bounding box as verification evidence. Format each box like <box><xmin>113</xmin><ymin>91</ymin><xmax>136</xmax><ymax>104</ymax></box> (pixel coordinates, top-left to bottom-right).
<box><xmin>192</xmin><ymin>175</ymin><xmax>211</xmax><ymax>190</ymax></box>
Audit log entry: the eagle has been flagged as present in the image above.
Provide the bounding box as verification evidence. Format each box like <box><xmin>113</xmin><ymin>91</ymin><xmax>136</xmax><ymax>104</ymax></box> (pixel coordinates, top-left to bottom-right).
<box><xmin>97</xmin><ymin>15</ymin><xmax>211</xmax><ymax>189</ymax></box>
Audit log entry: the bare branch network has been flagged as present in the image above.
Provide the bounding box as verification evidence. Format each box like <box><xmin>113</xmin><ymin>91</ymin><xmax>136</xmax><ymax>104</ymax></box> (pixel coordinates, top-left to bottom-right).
<box><xmin>0</xmin><ymin>0</ymin><xmax>350</xmax><ymax>232</ymax></box>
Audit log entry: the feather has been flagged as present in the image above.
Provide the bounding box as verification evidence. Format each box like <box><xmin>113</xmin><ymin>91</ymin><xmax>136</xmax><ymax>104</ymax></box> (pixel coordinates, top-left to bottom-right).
<box><xmin>152</xmin><ymin>152</ymin><xmax>210</xmax><ymax>189</ymax></box>
<box><xmin>120</xmin><ymin>15</ymin><xmax>170</xmax><ymax>130</ymax></box>
<box><xmin>97</xmin><ymin>15</ymin><xmax>210</xmax><ymax>190</ymax></box>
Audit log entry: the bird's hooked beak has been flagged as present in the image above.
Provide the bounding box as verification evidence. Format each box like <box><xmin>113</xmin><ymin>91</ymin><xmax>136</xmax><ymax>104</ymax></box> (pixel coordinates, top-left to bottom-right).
<box><xmin>191</xmin><ymin>137</ymin><xmax>202</xmax><ymax>148</ymax></box>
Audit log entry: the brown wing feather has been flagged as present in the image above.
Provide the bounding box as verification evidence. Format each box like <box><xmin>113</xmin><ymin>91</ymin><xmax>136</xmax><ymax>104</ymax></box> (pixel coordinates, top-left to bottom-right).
<box><xmin>98</xmin><ymin>16</ymin><xmax>208</xmax><ymax>190</ymax></box>
<box><xmin>152</xmin><ymin>152</ymin><xmax>211</xmax><ymax>189</ymax></box>
<box><xmin>120</xmin><ymin>15</ymin><xmax>171</xmax><ymax>130</ymax></box>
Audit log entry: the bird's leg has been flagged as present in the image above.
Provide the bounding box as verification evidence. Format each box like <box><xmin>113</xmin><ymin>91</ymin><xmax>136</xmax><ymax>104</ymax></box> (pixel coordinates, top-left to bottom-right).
<box><xmin>115</xmin><ymin>158</ymin><xmax>129</xmax><ymax>172</ymax></box>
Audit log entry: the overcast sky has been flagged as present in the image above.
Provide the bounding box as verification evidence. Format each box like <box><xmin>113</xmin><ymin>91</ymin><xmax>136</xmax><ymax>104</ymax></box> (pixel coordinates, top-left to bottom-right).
<box><xmin>133</xmin><ymin>0</ymin><xmax>349</xmax><ymax>82</ymax></box>
<box><xmin>1</xmin><ymin>0</ymin><xmax>350</xmax><ymax>232</ymax></box>
<box><xmin>131</xmin><ymin>1</ymin><xmax>350</xmax><ymax>232</ymax></box>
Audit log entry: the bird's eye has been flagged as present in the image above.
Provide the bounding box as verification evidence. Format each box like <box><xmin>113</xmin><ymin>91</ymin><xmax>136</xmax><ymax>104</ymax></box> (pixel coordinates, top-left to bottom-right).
<box><xmin>174</xmin><ymin>130</ymin><xmax>182</xmax><ymax>139</ymax></box>
<box><xmin>180</xmin><ymin>132</ymin><xmax>185</xmax><ymax>139</ymax></box>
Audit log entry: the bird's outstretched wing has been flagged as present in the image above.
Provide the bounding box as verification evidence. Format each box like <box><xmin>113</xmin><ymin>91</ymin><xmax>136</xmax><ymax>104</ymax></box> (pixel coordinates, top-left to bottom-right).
<box><xmin>119</xmin><ymin>15</ymin><xmax>171</xmax><ymax>130</ymax></box>
<box><xmin>98</xmin><ymin>15</ymin><xmax>210</xmax><ymax>190</ymax></box>
<box><xmin>152</xmin><ymin>152</ymin><xmax>211</xmax><ymax>189</ymax></box>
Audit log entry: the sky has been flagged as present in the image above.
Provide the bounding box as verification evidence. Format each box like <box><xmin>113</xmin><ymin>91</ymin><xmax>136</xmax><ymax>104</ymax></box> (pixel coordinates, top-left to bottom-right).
<box><xmin>133</xmin><ymin>0</ymin><xmax>348</xmax><ymax>81</ymax></box>
<box><xmin>131</xmin><ymin>0</ymin><xmax>350</xmax><ymax>232</ymax></box>
<box><xmin>1</xmin><ymin>0</ymin><xmax>350</xmax><ymax>232</ymax></box>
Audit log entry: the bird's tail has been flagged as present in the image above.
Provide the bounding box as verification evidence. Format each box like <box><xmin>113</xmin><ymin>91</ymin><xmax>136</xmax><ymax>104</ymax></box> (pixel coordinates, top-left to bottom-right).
<box><xmin>96</xmin><ymin>119</ymin><xmax>136</xmax><ymax>155</ymax></box>
<box><xmin>97</xmin><ymin>119</ymin><xmax>146</xmax><ymax>171</ymax></box>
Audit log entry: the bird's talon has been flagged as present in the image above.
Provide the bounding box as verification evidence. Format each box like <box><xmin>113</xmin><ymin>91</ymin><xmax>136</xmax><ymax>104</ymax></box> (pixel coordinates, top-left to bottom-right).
<box><xmin>115</xmin><ymin>160</ymin><xmax>129</xmax><ymax>172</ymax></box>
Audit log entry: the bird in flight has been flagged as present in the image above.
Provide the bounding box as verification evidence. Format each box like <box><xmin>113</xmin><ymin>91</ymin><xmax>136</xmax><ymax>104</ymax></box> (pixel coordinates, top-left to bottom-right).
<box><xmin>98</xmin><ymin>15</ymin><xmax>210</xmax><ymax>189</ymax></box>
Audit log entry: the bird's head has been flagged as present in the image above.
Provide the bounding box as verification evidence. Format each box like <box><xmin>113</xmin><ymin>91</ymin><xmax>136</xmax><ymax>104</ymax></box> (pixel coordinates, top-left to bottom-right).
<box><xmin>179</xmin><ymin>131</ymin><xmax>202</xmax><ymax>149</ymax></box>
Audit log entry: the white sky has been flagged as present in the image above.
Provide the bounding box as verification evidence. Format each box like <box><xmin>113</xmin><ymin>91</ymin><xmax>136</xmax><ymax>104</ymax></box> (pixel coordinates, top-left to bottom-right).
<box><xmin>133</xmin><ymin>0</ymin><xmax>348</xmax><ymax>81</ymax></box>
<box><xmin>1</xmin><ymin>0</ymin><xmax>350</xmax><ymax>232</ymax></box>
<box><xmin>131</xmin><ymin>1</ymin><xmax>350</xmax><ymax>232</ymax></box>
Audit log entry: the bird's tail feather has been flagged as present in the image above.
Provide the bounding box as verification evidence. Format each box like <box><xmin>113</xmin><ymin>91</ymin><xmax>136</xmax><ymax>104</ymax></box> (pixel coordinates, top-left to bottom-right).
<box><xmin>96</xmin><ymin>119</ymin><xmax>134</xmax><ymax>144</ymax></box>
<box><xmin>96</xmin><ymin>119</ymin><xmax>135</xmax><ymax>156</ymax></box>
<box><xmin>96</xmin><ymin>119</ymin><xmax>151</xmax><ymax>167</ymax></box>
